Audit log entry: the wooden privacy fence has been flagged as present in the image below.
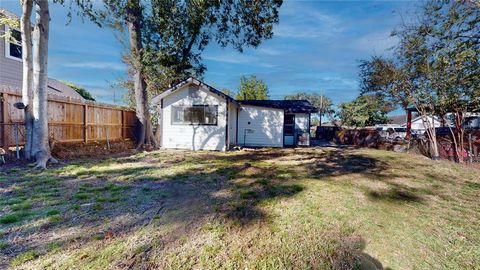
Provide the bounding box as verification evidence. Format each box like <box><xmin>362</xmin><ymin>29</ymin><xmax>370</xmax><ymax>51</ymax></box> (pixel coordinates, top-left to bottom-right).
<box><xmin>0</xmin><ymin>91</ymin><xmax>137</xmax><ymax>148</ymax></box>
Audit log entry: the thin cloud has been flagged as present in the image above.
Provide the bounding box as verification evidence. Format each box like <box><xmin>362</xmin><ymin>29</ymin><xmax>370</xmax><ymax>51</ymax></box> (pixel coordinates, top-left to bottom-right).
<box><xmin>274</xmin><ymin>1</ymin><xmax>344</xmax><ymax>39</ymax></box>
<box><xmin>63</xmin><ymin>61</ymin><xmax>127</xmax><ymax>71</ymax></box>
<box><xmin>204</xmin><ymin>54</ymin><xmax>256</xmax><ymax>65</ymax></box>
<box><xmin>351</xmin><ymin>29</ymin><xmax>398</xmax><ymax>53</ymax></box>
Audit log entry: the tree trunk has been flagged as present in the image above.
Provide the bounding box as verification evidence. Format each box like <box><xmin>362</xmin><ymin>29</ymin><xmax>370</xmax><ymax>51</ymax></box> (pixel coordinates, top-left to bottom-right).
<box><xmin>32</xmin><ymin>0</ymin><xmax>55</xmax><ymax>169</ymax></box>
<box><xmin>20</xmin><ymin>0</ymin><xmax>34</xmax><ymax>160</ymax></box>
<box><xmin>455</xmin><ymin>111</ymin><xmax>465</xmax><ymax>163</ymax></box>
<box><xmin>417</xmin><ymin>106</ymin><xmax>439</xmax><ymax>160</ymax></box>
<box><xmin>125</xmin><ymin>0</ymin><xmax>157</xmax><ymax>149</ymax></box>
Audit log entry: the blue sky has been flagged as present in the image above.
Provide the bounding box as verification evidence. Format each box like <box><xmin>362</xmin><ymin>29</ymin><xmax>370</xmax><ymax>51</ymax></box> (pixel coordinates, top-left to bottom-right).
<box><xmin>1</xmin><ymin>0</ymin><xmax>417</xmax><ymax>106</ymax></box>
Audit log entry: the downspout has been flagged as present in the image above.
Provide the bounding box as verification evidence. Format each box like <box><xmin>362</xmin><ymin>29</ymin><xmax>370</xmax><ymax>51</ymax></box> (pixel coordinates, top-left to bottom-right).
<box><xmin>282</xmin><ymin>109</ymin><xmax>285</xmax><ymax>147</ymax></box>
<box><xmin>236</xmin><ymin>107</ymin><xmax>239</xmax><ymax>145</ymax></box>
<box><xmin>159</xmin><ymin>99</ymin><xmax>163</xmax><ymax>147</ymax></box>
<box><xmin>225</xmin><ymin>100</ymin><xmax>229</xmax><ymax>151</ymax></box>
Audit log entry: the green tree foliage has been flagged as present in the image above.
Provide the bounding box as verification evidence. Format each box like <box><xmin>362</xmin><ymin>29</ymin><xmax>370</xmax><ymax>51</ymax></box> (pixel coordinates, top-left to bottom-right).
<box><xmin>236</xmin><ymin>75</ymin><xmax>269</xmax><ymax>100</ymax></box>
<box><xmin>60</xmin><ymin>81</ymin><xmax>95</xmax><ymax>101</ymax></box>
<box><xmin>337</xmin><ymin>94</ymin><xmax>393</xmax><ymax>127</ymax></box>
<box><xmin>359</xmin><ymin>56</ymin><xmax>411</xmax><ymax>111</ymax></box>
<box><xmin>74</xmin><ymin>0</ymin><xmax>282</xmax><ymax>147</ymax></box>
<box><xmin>358</xmin><ymin>0</ymin><xmax>479</xmax><ymax>160</ymax></box>
<box><xmin>284</xmin><ymin>92</ymin><xmax>334</xmax><ymax>125</ymax></box>
<box><xmin>122</xmin><ymin>0</ymin><xmax>283</xmax><ymax>96</ymax></box>
<box><xmin>220</xmin><ymin>88</ymin><xmax>234</xmax><ymax>97</ymax></box>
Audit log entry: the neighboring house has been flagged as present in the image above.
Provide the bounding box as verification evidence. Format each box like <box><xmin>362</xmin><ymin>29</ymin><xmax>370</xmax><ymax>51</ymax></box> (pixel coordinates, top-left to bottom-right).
<box><xmin>0</xmin><ymin>9</ymin><xmax>85</xmax><ymax>101</ymax></box>
<box><xmin>151</xmin><ymin>77</ymin><xmax>318</xmax><ymax>151</ymax></box>
<box><xmin>407</xmin><ymin>115</ymin><xmax>443</xmax><ymax>132</ymax></box>
<box><xmin>389</xmin><ymin>115</ymin><xmax>407</xmax><ymax>126</ymax></box>
<box><xmin>385</xmin><ymin>115</ymin><xmax>444</xmax><ymax>132</ymax></box>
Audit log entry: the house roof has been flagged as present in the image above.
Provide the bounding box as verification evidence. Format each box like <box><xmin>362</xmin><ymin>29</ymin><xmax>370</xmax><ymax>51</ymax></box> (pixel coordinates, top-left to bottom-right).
<box><xmin>151</xmin><ymin>77</ymin><xmax>238</xmax><ymax>106</ymax></box>
<box><xmin>239</xmin><ymin>100</ymin><xmax>318</xmax><ymax>113</ymax></box>
<box><xmin>151</xmin><ymin>77</ymin><xmax>318</xmax><ymax>113</ymax></box>
<box><xmin>407</xmin><ymin>115</ymin><xmax>443</xmax><ymax>125</ymax></box>
<box><xmin>47</xmin><ymin>78</ymin><xmax>85</xmax><ymax>100</ymax></box>
<box><xmin>0</xmin><ymin>8</ymin><xmax>19</xmax><ymax>20</ymax></box>
<box><xmin>389</xmin><ymin>115</ymin><xmax>407</xmax><ymax>125</ymax></box>
<box><xmin>0</xmin><ymin>79</ymin><xmax>86</xmax><ymax>101</ymax></box>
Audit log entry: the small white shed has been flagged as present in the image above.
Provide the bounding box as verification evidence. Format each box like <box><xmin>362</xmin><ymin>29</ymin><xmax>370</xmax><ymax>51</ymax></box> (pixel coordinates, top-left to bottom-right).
<box><xmin>151</xmin><ymin>77</ymin><xmax>318</xmax><ymax>151</ymax></box>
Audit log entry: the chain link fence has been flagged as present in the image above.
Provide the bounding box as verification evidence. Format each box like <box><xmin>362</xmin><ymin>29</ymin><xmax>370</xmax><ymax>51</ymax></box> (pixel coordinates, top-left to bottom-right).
<box><xmin>0</xmin><ymin>122</ymin><xmax>136</xmax><ymax>158</ymax></box>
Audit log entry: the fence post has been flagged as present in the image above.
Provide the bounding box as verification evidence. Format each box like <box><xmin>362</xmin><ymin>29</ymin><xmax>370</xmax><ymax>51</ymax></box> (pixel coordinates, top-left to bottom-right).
<box><xmin>83</xmin><ymin>104</ymin><xmax>88</xmax><ymax>144</ymax></box>
<box><xmin>14</xmin><ymin>123</ymin><xmax>19</xmax><ymax>159</ymax></box>
<box><xmin>1</xmin><ymin>93</ymin><xmax>9</xmax><ymax>149</ymax></box>
<box><xmin>105</xmin><ymin>126</ymin><xmax>111</xmax><ymax>150</ymax></box>
<box><xmin>469</xmin><ymin>133</ymin><xmax>473</xmax><ymax>163</ymax></box>
<box><xmin>121</xmin><ymin>110</ymin><xmax>125</xmax><ymax>139</ymax></box>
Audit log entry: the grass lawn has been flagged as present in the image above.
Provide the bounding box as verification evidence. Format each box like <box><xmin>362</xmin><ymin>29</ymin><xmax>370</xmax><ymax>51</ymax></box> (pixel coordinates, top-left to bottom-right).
<box><xmin>0</xmin><ymin>147</ymin><xmax>479</xmax><ymax>269</ymax></box>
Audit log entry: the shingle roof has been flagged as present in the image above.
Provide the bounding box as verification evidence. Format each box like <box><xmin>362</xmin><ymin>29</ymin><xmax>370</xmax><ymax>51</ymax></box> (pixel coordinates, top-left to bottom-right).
<box><xmin>151</xmin><ymin>77</ymin><xmax>238</xmax><ymax>106</ymax></box>
<box><xmin>151</xmin><ymin>78</ymin><xmax>318</xmax><ymax>113</ymax></box>
<box><xmin>47</xmin><ymin>78</ymin><xmax>85</xmax><ymax>100</ymax></box>
<box><xmin>389</xmin><ymin>115</ymin><xmax>407</xmax><ymax>125</ymax></box>
<box><xmin>1</xmin><ymin>78</ymin><xmax>86</xmax><ymax>101</ymax></box>
<box><xmin>239</xmin><ymin>100</ymin><xmax>318</xmax><ymax>113</ymax></box>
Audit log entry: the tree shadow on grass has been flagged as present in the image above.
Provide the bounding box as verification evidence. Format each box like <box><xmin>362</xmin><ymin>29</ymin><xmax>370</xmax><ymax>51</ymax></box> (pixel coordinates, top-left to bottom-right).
<box><xmin>0</xmin><ymin>151</ymin><xmax>306</xmax><ymax>266</ymax></box>
<box><xmin>0</xmin><ymin>147</ymin><xmax>426</xmax><ymax>268</ymax></box>
<box><xmin>300</xmin><ymin>149</ymin><xmax>430</xmax><ymax>204</ymax></box>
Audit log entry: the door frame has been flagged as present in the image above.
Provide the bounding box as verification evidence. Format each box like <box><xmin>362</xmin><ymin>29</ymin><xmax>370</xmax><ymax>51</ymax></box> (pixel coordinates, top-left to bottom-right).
<box><xmin>283</xmin><ymin>113</ymin><xmax>295</xmax><ymax>147</ymax></box>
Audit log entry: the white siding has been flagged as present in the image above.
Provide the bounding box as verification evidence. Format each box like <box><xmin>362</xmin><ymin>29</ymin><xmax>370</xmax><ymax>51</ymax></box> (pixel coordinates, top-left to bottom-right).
<box><xmin>161</xmin><ymin>84</ymin><xmax>227</xmax><ymax>151</ymax></box>
<box><xmin>227</xmin><ymin>102</ymin><xmax>238</xmax><ymax>146</ymax></box>
<box><xmin>410</xmin><ymin>117</ymin><xmax>442</xmax><ymax>131</ymax></box>
<box><xmin>0</xmin><ymin>25</ymin><xmax>85</xmax><ymax>101</ymax></box>
<box><xmin>238</xmin><ymin>105</ymin><xmax>283</xmax><ymax>147</ymax></box>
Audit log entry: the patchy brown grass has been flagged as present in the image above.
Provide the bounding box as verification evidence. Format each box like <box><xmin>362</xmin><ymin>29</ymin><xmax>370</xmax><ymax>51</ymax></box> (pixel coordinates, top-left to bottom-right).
<box><xmin>0</xmin><ymin>147</ymin><xmax>479</xmax><ymax>269</ymax></box>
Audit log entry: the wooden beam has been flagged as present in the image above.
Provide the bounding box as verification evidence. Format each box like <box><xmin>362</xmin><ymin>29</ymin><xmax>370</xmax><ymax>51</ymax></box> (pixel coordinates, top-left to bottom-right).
<box><xmin>1</xmin><ymin>93</ymin><xmax>9</xmax><ymax>148</ymax></box>
<box><xmin>83</xmin><ymin>104</ymin><xmax>88</xmax><ymax>144</ymax></box>
<box><xmin>121</xmin><ymin>109</ymin><xmax>125</xmax><ymax>139</ymax></box>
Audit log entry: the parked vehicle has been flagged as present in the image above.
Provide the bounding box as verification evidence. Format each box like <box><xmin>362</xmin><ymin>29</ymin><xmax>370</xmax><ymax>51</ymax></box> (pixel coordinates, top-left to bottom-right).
<box><xmin>393</xmin><ymin>127</ymin><xmax>407</xmax><ymax>139</ymax></box>
<box><xmin>376</xmin><ymin>126</ymin><xmax>407</xmax><ymax>140</ymax></box>
<box><xmin>463</xmin><ymin>116</ymin><xmax>480</xmax><ymax>130</ymax></box>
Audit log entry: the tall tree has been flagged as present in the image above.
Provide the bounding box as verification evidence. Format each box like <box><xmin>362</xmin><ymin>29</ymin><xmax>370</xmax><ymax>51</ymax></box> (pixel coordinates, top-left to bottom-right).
<box><xmin>337</xmin><ymin>94</ymin><xmax>393</xmax><ymax>127</ymax></box>
<box><xmin>20</xmin><ymin>0</ymin><xmax>34</xmax><ymax>160</ymax></box>
<box><xmin>235</xmin><ymin>75</ymin><xmax>269</xmax><ymax>100</ymax></box>
<box><xmin>31</xmin><ymin>0</ymin><xmax>56</xmax><ymax>168</ymax></box>
<box><xmin>284</xmin><ymin>92</ymin><xmax>334</xmax><ymax>125</ymax></box>
<box><xmin>359</xmin><ymin>56</ymin><xmax>411</xmax><ymax>112</ymax></box>
<box><xmin>360</xmin><ymin>0</ymin><xmax>480</xmax><ymax>160</ymax></box>
<box><xmin>3</xmin><ymin>1</ymin><xmax>52</xmax><ymax>167</ymax></box>
<box><xmin>76</xmin><ymin>0</ymin><xmax>282</xmax><ymax>149</ymax></box>
<box><xmin>421</xmin><ymin>0</ymin><xmax>480</xmax><ymax>162</ymax></box>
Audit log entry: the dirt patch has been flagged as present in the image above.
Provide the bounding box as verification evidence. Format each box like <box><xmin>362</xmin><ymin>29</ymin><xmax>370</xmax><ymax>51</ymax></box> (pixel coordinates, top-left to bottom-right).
<box><xmin>52</xmin><ymin>139</ymin><xmax>135</xmax><ymax>159</ymax></box>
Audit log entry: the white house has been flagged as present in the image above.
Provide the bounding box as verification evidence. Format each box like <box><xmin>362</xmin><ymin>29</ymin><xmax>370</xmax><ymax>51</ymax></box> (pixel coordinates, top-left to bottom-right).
<box><xmin>386</xmin><ymin>114</ymin><xmax>444</xmax><ymax>132</ymax></box>
<box><xmin>405</xmin><ymin>115</ymin><xmax>443</xmax><ymax>133</ymax></box>
<box><xmin>151</xmin><ymin>77</ymin><xmax>318</xmax><ymax>151</ymax></box>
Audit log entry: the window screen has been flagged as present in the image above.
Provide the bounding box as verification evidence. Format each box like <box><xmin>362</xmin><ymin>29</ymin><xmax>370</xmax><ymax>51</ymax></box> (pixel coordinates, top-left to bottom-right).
<box><xmin>172</xmin><ymin>105</ymin><xmax>218</xmax><ymax>125</ymax></box>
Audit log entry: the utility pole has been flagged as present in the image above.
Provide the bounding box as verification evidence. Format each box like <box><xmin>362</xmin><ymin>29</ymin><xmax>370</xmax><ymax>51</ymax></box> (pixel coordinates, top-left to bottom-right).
<box><xmin>319</xmin><ymin>90</ymin><xmax>323</xmax><ymax>127</ymax></box>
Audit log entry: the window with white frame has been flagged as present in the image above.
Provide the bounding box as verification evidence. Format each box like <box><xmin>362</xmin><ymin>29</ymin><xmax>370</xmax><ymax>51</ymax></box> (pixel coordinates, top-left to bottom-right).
<box><xmin>5</xmin><ymin>26</ymin><xmax>22</xmax><ymax>61</ymax></box>
<box><xmin>171</xmin><ymin>105</ymin><xmax>218</xmax><ymax>125</ymax></box>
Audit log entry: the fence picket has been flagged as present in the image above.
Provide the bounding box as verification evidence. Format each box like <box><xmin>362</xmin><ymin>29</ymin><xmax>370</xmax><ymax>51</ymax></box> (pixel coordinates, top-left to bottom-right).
<box><xmin>0</xmin><ymin>91</ymin><xmax>136</xmax><ymax>147</ymax></box>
